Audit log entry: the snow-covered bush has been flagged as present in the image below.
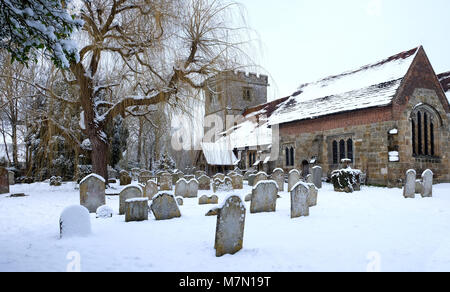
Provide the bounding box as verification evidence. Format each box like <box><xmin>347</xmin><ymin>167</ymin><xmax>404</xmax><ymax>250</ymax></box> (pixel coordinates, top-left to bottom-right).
<box><xmin>96</xmin><ymin>205</ymin><xmax>114</xmax><ymax>219</ymax></box>
<box><xmin>59</xmin><ymin>205</ymin><xmax>91</xmax><ymax>238</ymax></box>
<box><xmin>331</xmin><ymin>168</ymin><xmax>362</xmax><ymax>193</ymax></box>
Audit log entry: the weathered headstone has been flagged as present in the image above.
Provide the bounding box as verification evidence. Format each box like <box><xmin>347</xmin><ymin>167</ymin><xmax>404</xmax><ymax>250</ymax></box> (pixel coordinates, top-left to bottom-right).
<box><xmin>195</xmin><ymin>171</ymin><xmax>206</xmax><ymax>179</ymax></box>
<box><xmin>403</xmin><ymin>169</ymin><xmax>416</xmax><ymax>199</ymax></box>
<box><xmin>230</xmin><ymin>174</ymin><xmax>244</xmax><ymax>190</ymax></box>
<box><xmin>271</xmin><ymin>169</ymin><xmax>285</xmax><ymax>192</ymax></box>
<box><xmin>172</xmin><ymin>172</ymin><xmax>184</xmax><ymax>185</ymax></box>
<box><xmin>175</xmin><ymin>179</ymin><xmax>188</xmax><ymax>198</ymax></box>
<box><xmin>288</xmin><ymin>170</ymin><xmax>301</xmax><ymax>192</ymax></box>
<box><xmin>145</xmin><ymin>180</ymin><xmax>158</xmax><ymax>199</ymax></box>
<box><xmin>213</xmin><ymin>173</ymin><xmax>225</xmax><ymax>181</ymax></box>
<box><xmin>306</xmin><ymin>174</ymin><xmax>313</xmax><ymax>184</ymax></box>
<box><xmin>307</xmin><ymin>183</ymin><xmax>318</xmax><ymax>207</ymax></box>
<box><xmin>250</xmin><ymin>181</ymin><xmax>278</xmax><ymax>214</ymax></box>
<box><xmin>421</xmin><ymin>169</ymin><xmax>433</xmax><ymax>198</ymax></box>
<box><xmin>138</xmin><ymin>170</ymin><xmax>152</xmax><ymax>184</ymax></box>
<box><xmin>254</xmin><ymin>172</ymin><xmax>269</xmax><ymax>186</ymax></box>
<box><xmin>214</xmin><ymin>195</ymin><xmax>246</xmax><ymax>257</ymax></box>
<box><xmin>176</xmin><ymin>196</ymin><xmax>184</xmax><ymax>206</ymax></box>
<box><xmin>199</xmin><ymin>195</ymin><xmax>219</xmax><ymax>205</ymax></box>
<box><xmin>80</xmin><ymin>174</ymin><xmax>106</xmax><ymax>213</ymax></box>
<box><xmin>415</xmin><ymin>180</ymin><xmax>423</xmax><ymax>194</ymax></box>
<box><xmin>8</xmin><ymin>171</ymin><xmax>14</xmax><ymax>186</ymax></box>
<box><xmin>206</xmin><ymin>207</ymin><xmax>219</xmax><ymax>216</ymax></box>
<box><xmin>198</xmin><ymin>175</ymin><xmax>211</xmax><ymax>190</ymax></box>
<box><xmin>120</xmin><ymin>171</ymin><xmax>132</xmax><ymax>186</ymax></box>
<box><xmin>248</xmin><ymin>174</ymin><xmax>257</xmax><ymax>187</ymax></box>
<box><xmin>160</xmin><ymin>173</ymin><xmax>173</xmax><ymax>191</ymax></box>
<box><xmin>312</xmin><ymin>166</ymin><xmax>323</xmax><ymax>189</ymax></box>
<box><xmin>291</xmin><ymin>182</ymin><xmax>310</xmax><ymax>218</ymax></box>
<box><xmin>244</xmin><ymin>193</ymin><xmax>252</xmax><ymax>202</ymax></box>
<box><xmin>331</xmin><ymin>169</ymin><xmax>361</xmax><ymax>193</ymax></box>
<box><xmin>187</xmin><ymin>179</ymin><xmax>199</xmax><ymax>198</ymax></box>
<box><xmin>151</xmin><ymin>193</ymin><xmax>181</xmax><ymax>220</ymax></box>
<box><xmin>213</xmin><ymin>177</ymin><xmax>233</xmax><ymax>193</ymax></box>
<box><xmin>125</xmin><ymin>198</ymin><xmax>149</xmax><ymax>222</ymax></box>
<box><xmin>119</xmin><ymin>186</ymin><xmax>143</xmax><ymax>215</ymax></box>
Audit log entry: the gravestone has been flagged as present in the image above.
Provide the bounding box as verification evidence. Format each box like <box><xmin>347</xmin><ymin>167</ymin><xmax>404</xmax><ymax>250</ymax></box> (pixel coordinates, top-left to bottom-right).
<box><xmin>234</xmin><ymin>167</ymin><xmax>243</xmax><ymax>176</ymax></box>
<box><xmin>172</xmin><ymin>172</ymin><xmax>184</xmax><ymax>185</ymax></box>
<box><xmin>288</xmin><ymin>170</ymin><xmax>301</xmax><ymax>192</ymax></box>
<box><xmin>291</xmin><ymin>182</ymin><xmax>310</xmax><ymax>218</ymax></box>
<box><xmin>312</xmin><ymin>166</ymin><xmax>323</xmax><ymax>189</ymax></box>
<box><xmin>199</xmin><ymin>195</ymin><xmax>219</xmax><ymax>205</ymax></box>
<box><xmin>50</xmin><ymin>176</ymin><xmax>62</xmax><ymax>186</ymax></box>
<box><xmin>206</xmin><ymin>207</ymin><xmax>219</xmax><ymax>217</ymax></box>
<box><xmin>250</xmin><ymin>181</ymin><xmax>278</xmax><ymax>214</ymax></box>
<box><xmin>175</xmin><ymin>179</ymin><xmax>188</xmax><ymax>198</ymax></box>
<box><xmin>80</xmin><ymin>174</ymin><xmax>106</xmax><ymax>213</ymax></box>
<box><xmin>145</xmin><ymin>180</ymin><xmax>158</xmax><ymax>199</ymax></box>
<box><xmin>421</xmin><ymin>169</ymin><xmax>433</xmax><ymax>198</ymax></box>
<box><xmin>306</xmin><ymin>174</ymin><xmax>313</xmax><ymax>184</ymax></box>
<box><xmin>415</xmin><ymin>180</ymin><xmax>423</xmax><ymax>194</ymax></box>
<box><xmin>187</xmin><ymin>179</ymin><xmax>199</xmax><ymax>198</ymax></box>
<box><xmin>245</xmin><ymin>193</ymin><xmax>252</xmax><ymax>202</ymax></box>
<box><xmin>8</xmin><ymin>171</ymin><xmax>14</xmax><ymax>186</ymax></box>
<box><xmin>120</xmin><ymin>171</ymin><xmax>132</xmax><ymax>186</ymax></box>
<box><xmin>248</xmin><ymin>174</ymin><xmax>257</xmax><ymax>187</ymax></box>
<box><xmin>254</xmin><ymin>172</ymin><xmax>269</xmax><ymax>186</ymax></box>
<box><xmin>131</xmin><ymin>168</ymin><xmax>141</xmax><ymax>180</ymax></box>
<box><xmin>176</xmin><ymin>197</ymin><xmax>184</xmax><ymax>206</ymax></box>
<box><xmin>198</xmin><ymin>175</ymin><xmax>211</xmax><ymax>190</ymax></box>
<box><xmin>271</xmin><ymin>169</ymin><xmax>285</xmax><ymax>192</ymax></box>
<box><xmin>119</xmin><ymin>186</ymin><xmax>143</xmax><ymax>215</ymax></box>
<box><xmin>214</xmin><ymin>195</ymin><xmax>246</xmax><ymax>257</ymax></box>
<box><xmin>59</xmin><ymin>205</ymin><xmax>91</xmax><ymax>238</ymax></box>
<box><xmin>195</xmin><ymin>171</ymin><xmax>206</xmax><ymax>179</ymax></box>
<box><xmin>125</xmin><ymin>198</ymin><xmax>149</xmax><ymax>222</ymax></box>
<box><xmin>213</xmin><ymin>173</ymin><xmax>226</xmax><ymax>181</ymax></box>
<box><xmin>403</xmin><ymin>169</ymin><xmax>416</xmax><ymax>199</ymax></box>
<box><xmin>160</xmin><ymin>173</ymin><xmax>173</xmax><ymax>191</ymax></box>
<box><xmin>230</xmin><ymin>174</ymin><xmax>244</xmax><ymax>190</ymax></box>
<box><xmin>138</xmin><ymin>170</ymin><xmax>152</xmax><ymax>184</ymax></box>
<box><xmin>150</xmin><ymin>193</ymin><xmax>181</xmax><ymax>220</ymax></box>
<box><xmin>307</xmin><ymin>183</ymin><xmax>318</xmax><ymax>207</ymax></box>
<box><xmin>213</xmin><ymin>177</ymin><xmax>233</xmax><ymax>193</ymax></box>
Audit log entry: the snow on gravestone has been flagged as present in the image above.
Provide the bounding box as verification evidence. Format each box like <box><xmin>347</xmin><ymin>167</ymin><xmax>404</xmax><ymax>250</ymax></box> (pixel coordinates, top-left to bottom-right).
<box><xmin>288</xmin><ymin>170</ymin><xmax>301</xmax><ymax>192</ymax></box>
<box><xmin>59</xmin><ymin>205</ymin><xmax>91</xmax><ymax>238</ymax></box>
<box><xmin>125</xmin><ymin>198</ymin><xmax>149</xmax><ymax>222</ymax></box>
<box><xmin>250</xmin><ymin>181</ymin><xmax>278</xmax><ymax>214</ymax></box>
<box><xmin>254</xmin><ymin>172</ymin><xmax>269</xmax><ymax>187</ymax></box>
<box><xmin>187</xmin><ymin>179</ymin><xmax>199</xmax><ymax>198</ymax></box>
<box><xmin>199</xmin><ymin>195</ymin><xmax>219</xmax><ymax>205</ymax></box>
<box><xmin>290</xmin><ymin>182</ymin><xmax>310</xmax><ymax>219</ymax></box>
<box><xmin>160</xmin><ymin>173</ymin><xmax>173</xmax><ymax>191</ymax></box>
<box><xmin>119</xmin><ymin>186</ymin><xmax>143</xmax><ymax>215</ymax></box>
<box><xmin>79</xmin><ymin>174</ymin><xmax>106</xmax><ymax>213</ymax></box>
<box><xmin>198</xmin><ymin>175</ymin><xmax>211</xmax><ymax>191</ymax></box>
<box><xmin>312</xmin><ymin>166</ymin><xmax>323</xmax><ymax>189</ymax></box>
<box><xmin>144</xmin><ymin>180</ymin><xmax>158</xmax><ymax>199</ymax></box>
<box><xmin>421</xmin><ymin>169</ymin><xmax>433</xmax><ymax>198</ymax></box>
<box><xmin>271</xmin><ymin>169</ymin><xmax>285</xmax><ymax>192</ymax></box>
<box><xmin>96</xmin><ymin>205</ymin><xmax>114</xmax><ymax>218</ymax></box>
<box><xmin>213</xmin><ymin>173</ymin><xmax>226</xmax><ymax>181</ymax></box>
<box><xmin>230</xmin><ymin>174</ymin><xmax>244</xmax><ymax>190</ymax></box>
<box><xmin>174</xmin><ymin>179</ymin><xmax>188</xmax><ymax>198</ymax></box>
<box><xmin>403</xmin><ymin>169</ymin><xmax>416</xmax><ymax>199</ymax></box>
<box><xmin>214</xmin><ymin>195</ymin><xmax>246</xmax><ymax>257</ymax></box>
<box><xmin>307</xmin><ymin>183</ymin><xmax>318</xmax><ymax>207</ymax></box>
<box><xmin>0</xmin><ymin>167</ymin><xmax>10</xmax><ymax>194</ymax></box>
<box><xmin>213</xmin><ymin>177</ymin><xmax>233</xmax><ymax>193</ymax></box>
<box><xmin>151</xmin><ymin>193</ymin><xmax>181</xmax><ymax>220</ymax></box>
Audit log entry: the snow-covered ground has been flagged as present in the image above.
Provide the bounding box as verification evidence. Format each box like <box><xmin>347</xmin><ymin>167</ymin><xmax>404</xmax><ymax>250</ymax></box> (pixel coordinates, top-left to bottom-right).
<box><xmin>1</xmin><ymin>181</ymin><xmax>449</xmax><ymax>272</ymax></box>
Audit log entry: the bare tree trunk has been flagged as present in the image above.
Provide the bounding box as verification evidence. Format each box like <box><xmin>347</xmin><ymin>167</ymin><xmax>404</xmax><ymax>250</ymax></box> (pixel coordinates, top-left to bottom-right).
<box><xmin>137</xmin><ymin>117</ymin><xmax>143</xmax><ymax>167</ymax></box>
<box><xmin>90</xmin><ymin>135</ymin><xmax>109</xmax><ymax>181</ymax></box>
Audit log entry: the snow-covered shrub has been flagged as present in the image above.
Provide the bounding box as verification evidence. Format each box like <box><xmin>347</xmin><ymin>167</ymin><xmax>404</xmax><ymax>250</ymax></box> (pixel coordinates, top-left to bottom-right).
<box><xmin>331</xmin><ymin>168</ymin><xmax>362</xmax><ymax>193</ymax></box>
<box><xmin>96</xmin><ymin>205</ymin><xmax>114</xmax><ymax>219</ymax></box>
<box><xmin>59</xmin><ymin>205</ymin><xmax>91</xmax><ymax>238</ymax></box>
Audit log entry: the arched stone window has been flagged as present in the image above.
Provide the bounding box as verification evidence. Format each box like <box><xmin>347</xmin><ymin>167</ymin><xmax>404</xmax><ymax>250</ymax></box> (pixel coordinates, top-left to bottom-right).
<box><xmin>347</xmin><ymin>139</ymin><xmax>354</xmax><ymax>162</ymax></box>
<box><xmin>284</xmin><ymin>145</ymin><xmax>295</xmax><ymax>167</ymax></box>
<box><xmin>329</xmin><ymin>137</ymin><xmax>355</xmax><ymax>165</ymax></box>
<box><xmin>339</xmin><ymin>140</ymin><xmax>346</xmax><ymax>161</ymax></box>
<box><xmin>411</xmin><ymin>104</ymin><xmax>442</xmax><ymax>158</ymax></box>
<box><xmin>332</xmin><ymin>141</ymin><xmax>338</xmax><ymax>164</ymax></box>
<box><xmin>290</xmin><ymin>147</ymin><xmax>295</xmax><ymax>166</ymax></box>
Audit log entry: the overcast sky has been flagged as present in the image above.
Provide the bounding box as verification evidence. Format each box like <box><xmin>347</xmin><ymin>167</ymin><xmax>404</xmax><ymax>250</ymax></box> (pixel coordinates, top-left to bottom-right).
<box><xmin>239</xmin><ymin>0</ymin><xmax>450</xmax><ymax>100</ymax></box>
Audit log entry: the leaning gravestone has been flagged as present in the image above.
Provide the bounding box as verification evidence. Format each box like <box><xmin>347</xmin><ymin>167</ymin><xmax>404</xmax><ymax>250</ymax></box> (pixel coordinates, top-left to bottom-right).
<box><xmin>198</xmin><ymin>175</ymin><xmax>211</xmax><ymax>190</ymax></box>
<box><xmin>288</xmin><ymin>170</ymin><xmax>301</xmax><ymax>192</ymax></box>
<box><xmin>151</xmin><ymin>193</ymin><xmax>181</xmax><ymax>220</ymax></box>
<box><xmin>145</xmin><ymin>180</ymin><xmax>158</xmax><ymax>199</ymax></box>
<box><xmin>291</xmin><ymin>182</ymin><xmax>310</xmax><ymax>218</ymax></box>
<box><xmin>250</xmin><ymin>181</ymin><xmax>278</xmax><ymax>214</ymax></box>
<box><xmin>312</xmin><ymin>166</ymin><xmax>323</xmax><ymax>189</ymax></box>
<box><xmin>271</xmin><ymin>169</ymin><xmax>285</xmax><ymax>192</ymax></box>
<box><xmin>199</xmin><ymin>195</ymin><xmax>219</xmax><ymax>205</ymax></box>
<box><xmin>125</xmin><ymin>198</ymin><xmax>149</xmax><ymax>222</ymax></box>
<box><xmin>214</xmin><ymin>195</ymin><xmax>246</xmax><ymax>257</ymax></box>
<box><xmin>119</xmin><ymin>186</ymin><xmax>143</xmax><ymax>215</ymax></box>
<box><xmin>254</xmin><ymin>172</ymin><xmax>269</xmax><ymax>186</ymax></box>
<box><xmin>230</xmin><ymin>174</ymin><xmax>244</xmax><ymax>190</ymax></box>
<box><xmin>160</xmin><ymin>173</ymin><xmax>173</xmax><ymax>191</ymax></box>
<box><xmin>421</xmin><ymin>169</ymin><xmax>433</xmax><ymax>198</ymax></box>
<box><xmin>120</xmin><ymin>171</ymin><xmax>132</xmax><ymax>186</ymax></box>
<box><xmin>80</xmin><ymin>174</ymin><xmax>106</xmax><ymax>213</ymax></box>
<box><xmin>8</xmin><ymin>171</ymin><xmax>14</xmax><ymax>186</ymax></box>
<box><xmin>138</xmin><ymin>170</ymin><xmax>152</xmax><ymax>184</ymax></box>
<box><xmin>307</xmin><ymin>183</ymin><xmax>318</xmax><ymax>207</ymax></box>
<box><xmin>403</xmin><ymin>169</ymin><xmax>416</xmax><ymax>199</ymax></box>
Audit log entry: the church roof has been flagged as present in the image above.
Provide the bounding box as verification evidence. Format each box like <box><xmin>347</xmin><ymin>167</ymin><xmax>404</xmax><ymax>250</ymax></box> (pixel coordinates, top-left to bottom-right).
<box><xmin>269</xmin><ymin>47</ymin><xmax>420</xmax><ymax>125</ymax></box>
<box><xmin>438</xmin><ymin>71</ymin><xmax>450</xmax><ymax>104</ymax></box>
<box><xmin>201</xmin><ymin>142</ymin><xmax>238</xmax><ymax>166</ymax></box>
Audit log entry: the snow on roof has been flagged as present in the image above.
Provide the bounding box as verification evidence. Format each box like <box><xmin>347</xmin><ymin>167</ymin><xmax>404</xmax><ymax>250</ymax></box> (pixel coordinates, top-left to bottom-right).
<box><xmin>270</xmin><ymin>47</ymin><xmax>419</xmax><ymax>125</ymax></box>
<box><xmin>201</xmin><ymin>142</ymin><xmax>238</xmax><ymax>166</ymax></box>
<box><xmin>438</xmin><ymin>71</ymin><xmax>450</xmax><ymax>104</ymax></box>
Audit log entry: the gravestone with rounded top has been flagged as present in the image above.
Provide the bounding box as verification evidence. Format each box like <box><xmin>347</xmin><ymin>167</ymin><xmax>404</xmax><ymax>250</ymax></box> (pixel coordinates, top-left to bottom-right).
<box><xmin>151</xmin><ymin>193</ymin><xmax>181</xmax><ymax>220</ymax></box>
<box><xmin>403</xmin><ymin>169</ymin><xmax>416</xmax><ymax>199</ymax></box>
<box><xmin>119</xmin><ymin>186</ymin><xmax>143</xmax><ymax>215</ymax></box>
<box><xmin>138</xmin><ymin>170</ymin><xmax>152</xmax><ymax>184</ymax></box>
<box><xmin>198</xmin><ymin>175</ymin><xmax>211</xmax><ymax>190</ymax></box>
<box><xmin>291</xmin><ymin>182</ymin><xmax>310</xmax><ymax>218</ymax></box>
<box><xmin>230</xmin><ymin>174</ymin><xmax>244</xmax><ymax>190</ymax></box>
<box><xmin>250</xmin><ymin>181</ymin><xmax>278</xmax><ymax>214</ymax></box>
<box><xmin>254</xmin><ymin>172</ymin><xmax>269</xmax><ymax>186</ymax></box>
<box><xmin>421</xmin><ymin>169</ymin><xmax>433</xmax><ymax>198</ymax></box>
<box><xmin>312</xmin><ymin>166</ymin><xmax>323</xmax><ymax>189</ymax></box>
<box><xmin>271</xmin><ymin>169</ymin><xmax>285</xmax><ymax>192</ymax></box>
<box><xmin>213</xmin><ymin>177</ymin><xmax>233</xmax><ymax>193</ymax></box>
<box><xmin>288</xmin><ymin>170</ymin><xmax>301</xmax><ymax>192</ymax></box>
<box><xmin>120</xmin><ymin>171</ymin><xmax>132</xmax><ymax>186</ymax></box>
<box><xmin>307</xmin><ymin>183</ymin><xmax>318</xmax><ymax>207</ymax></box>
<box><xmin>199</xmin><ymin>195</ymin><xmax>219</xmax><ymax>205</ymax></box>
<box><xmin>80</xmin><ymin>174</ymin><xmax>106</xmax><ymax>213</ymax></box>
<box><xmin>160</xmin><ymin>173</ymin><xmax>173</xmax><ymax>191</ymax></box>
<box><xmin>145</xmin><ymin>180</ymin><xmax>158</xmax><ymax>199</ymax></box>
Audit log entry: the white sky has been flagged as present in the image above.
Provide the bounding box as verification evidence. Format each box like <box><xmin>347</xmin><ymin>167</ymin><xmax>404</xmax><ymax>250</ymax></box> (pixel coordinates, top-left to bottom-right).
<box><xmin>240</xmin><ymin>0</ymin><xmax>450</xmax><ymax>100</ymax></box>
